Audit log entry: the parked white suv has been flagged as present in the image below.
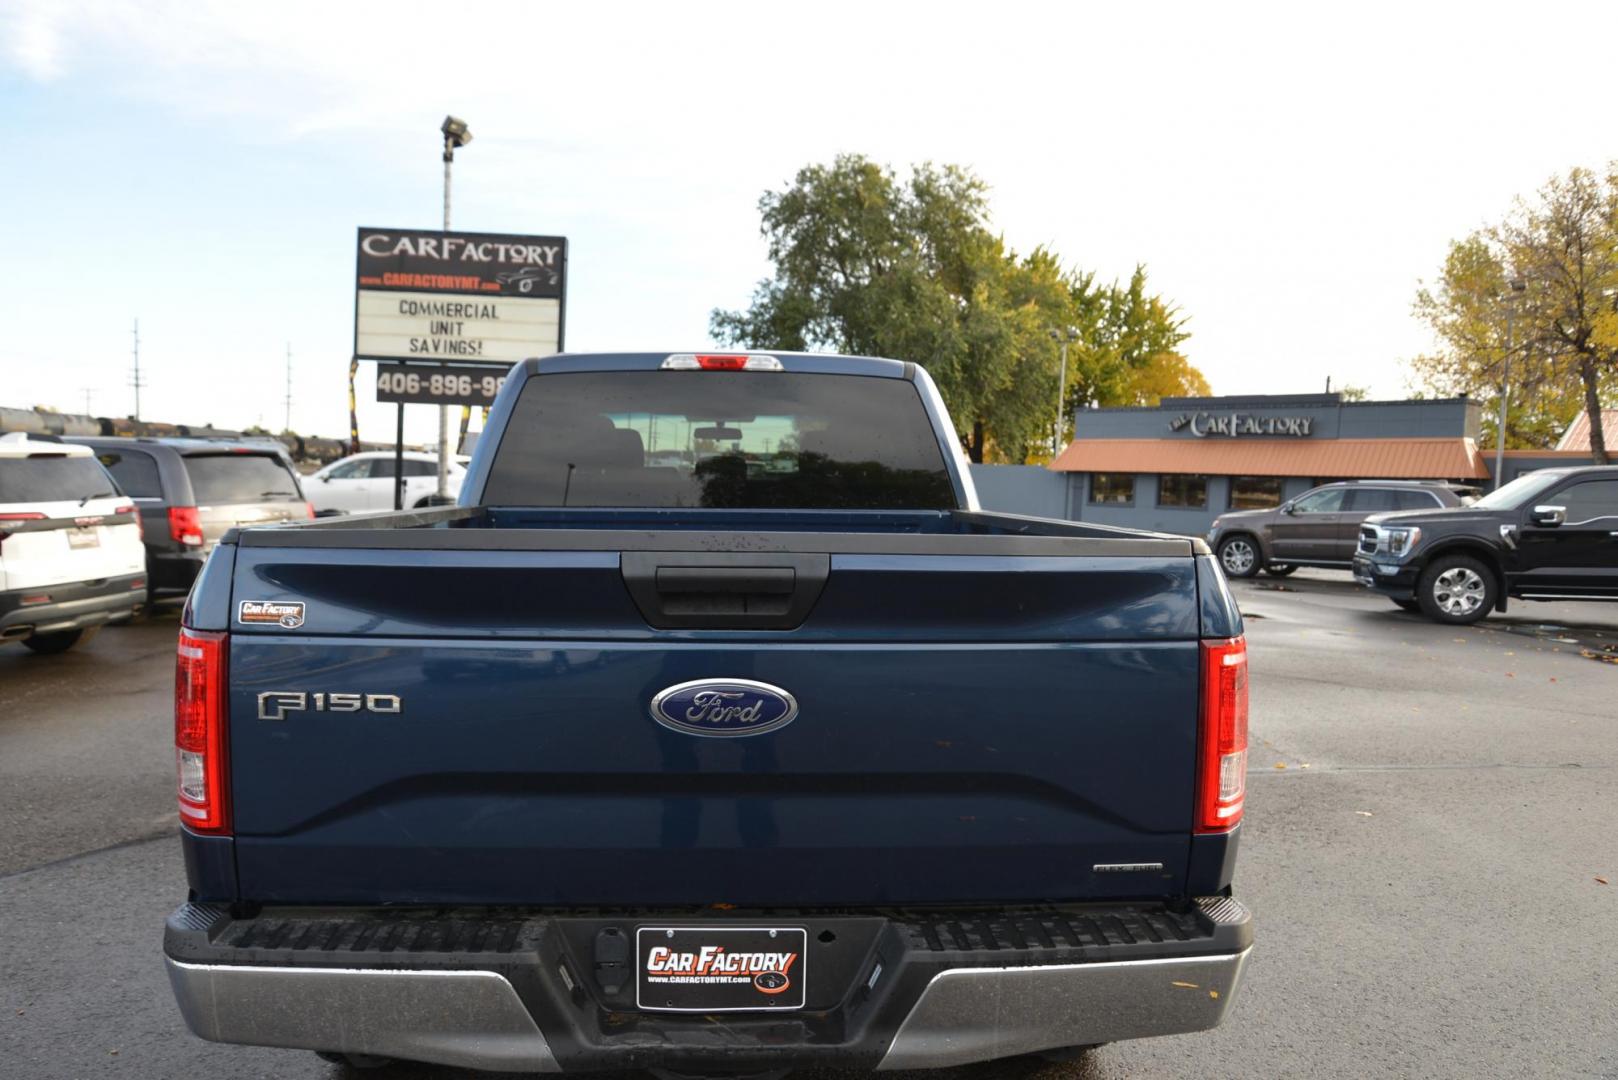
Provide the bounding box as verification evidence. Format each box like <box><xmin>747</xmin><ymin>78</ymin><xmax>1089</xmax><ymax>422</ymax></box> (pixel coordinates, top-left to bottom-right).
<box><xmin>0</xmin><ymin>433</ymin><xmax>147</xmax><ymax>653</ymax></box>
<box><xmin>307</xmin><ymin>451</ymin><xmax>466</xmax><ymax>514</ymax></box>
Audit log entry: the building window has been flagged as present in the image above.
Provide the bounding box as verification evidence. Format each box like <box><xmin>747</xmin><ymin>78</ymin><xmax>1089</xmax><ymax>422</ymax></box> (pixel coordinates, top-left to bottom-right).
<box><xmin>1157</xmin><ymin>474</ymin><xmax>1208</xmax><ymax>508</ymax></box>
<box><xmin>1230</xmin><ymin>476</ymin><xmax>1282</xmax><ymax>509</ymax></box>
<box><xmin>1089</xmin><ymin>473</ymin><xmax>1135</xmax><ymax>504</ymax></box>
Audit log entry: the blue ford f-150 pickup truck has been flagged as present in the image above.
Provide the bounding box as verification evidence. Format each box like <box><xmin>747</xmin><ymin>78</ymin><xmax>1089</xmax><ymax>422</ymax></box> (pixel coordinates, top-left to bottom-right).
<box><xmin>165</xmin><ymin>352</ymin><xmax>1252</xmax><ymax>1074</ymax></box>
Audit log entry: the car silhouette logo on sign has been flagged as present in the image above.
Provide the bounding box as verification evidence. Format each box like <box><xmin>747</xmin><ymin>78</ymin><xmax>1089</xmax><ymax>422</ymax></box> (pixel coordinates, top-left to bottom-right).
<box><xmin>649</xmin><ymin>679</ymin><xmax>798</xmax><ymax>738</ymax></box>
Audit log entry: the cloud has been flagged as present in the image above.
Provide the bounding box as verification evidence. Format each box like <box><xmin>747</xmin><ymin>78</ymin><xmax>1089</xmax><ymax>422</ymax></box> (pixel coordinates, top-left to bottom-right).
<box><xmin>2</xmin><ymin>0</ymin><xmax>70</xmax><ymax>80</ymax></box>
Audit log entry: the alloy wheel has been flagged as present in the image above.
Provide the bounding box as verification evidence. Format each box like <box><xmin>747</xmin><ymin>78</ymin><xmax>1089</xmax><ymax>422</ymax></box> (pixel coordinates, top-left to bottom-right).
<box><xmin>1432</xmin><ymin>566</ymin><xmax>1487</xmax><ymax>616</ymax></box>
<box><xmin>1221</xmin><ymin>538</ymin><xmax>1256</xmax><ymax>576</ymax></box>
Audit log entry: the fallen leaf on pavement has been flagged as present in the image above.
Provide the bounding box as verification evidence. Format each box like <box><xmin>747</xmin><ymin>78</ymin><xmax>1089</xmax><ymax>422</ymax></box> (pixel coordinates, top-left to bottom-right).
<box><xmin>1355</xmin><ymin>811</ymin><xmax>1374</xmax><ymax>817</ymax></box>
<box><xmin>1597</xmin><ymin>877</ymin><xmax>1609</xmax><ymax>885</ymax></box>
<box><xmin>1274</xmin><ymin>763</ymin><xmax>1287</xmax><ymax>769</ymax></box>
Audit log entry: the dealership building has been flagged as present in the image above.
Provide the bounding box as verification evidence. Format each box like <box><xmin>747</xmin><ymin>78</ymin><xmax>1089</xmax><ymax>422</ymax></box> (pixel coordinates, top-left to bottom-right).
<box><xmin>971</xmin><ymin>391</ymin><xmax>1592</xmax><ymax>536</ymax></box>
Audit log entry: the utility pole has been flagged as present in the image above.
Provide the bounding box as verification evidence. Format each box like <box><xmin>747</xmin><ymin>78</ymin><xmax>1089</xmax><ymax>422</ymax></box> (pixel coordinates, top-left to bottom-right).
<box><xmin>283</xmin><ymin>343</ymin><xmax>293</xmax><ymax>433</ymax></box>
<box><xmin>1494</xmin><ymin>278</ymin><xmax>1527</xmax><ymax>490</ymax></box>
<box><xmin>80</xmin><ymin>388</ymin><xmax>94</xmax><ymax>415</ymax></box>
<box><xmin>129</xmin><ymin>318</ymin><xmax>146</xmax><ymax>420</ymax></box>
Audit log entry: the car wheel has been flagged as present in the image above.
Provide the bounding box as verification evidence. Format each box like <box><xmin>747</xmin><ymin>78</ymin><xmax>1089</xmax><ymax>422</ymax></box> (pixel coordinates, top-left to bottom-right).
<box><xmin>1392</xmin><ymin>598</ymin><xmax>1421</xmax><ymax>612</ymax></box>
<box><xmin>20</xmin><ymin>627</ymin><xmax>98</xmax><ymax>654</ymax></box>
<box><xmin>1217</xmin><ymin>535</ymin><xmax>1261</xmax><ymax>579</ymax></box>
<box><xmin>1416</xmin><ymin>555</ymin><xmax>1495</xmax><ymax>624</ymax></box>
<box><xmin>1264</xmin><ymin>564</ymin><xmax>1297</xmax><ymax>577</ymax></box>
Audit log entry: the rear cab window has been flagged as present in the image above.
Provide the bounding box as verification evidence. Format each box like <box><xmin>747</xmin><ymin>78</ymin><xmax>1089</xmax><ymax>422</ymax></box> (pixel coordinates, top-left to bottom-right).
<box><xmin>483</xmin><ymin>371</ymin><xmax>955</xmax><ymax>509</ymax></box>
<box><xmin>183</xmin><ymin>454</ymin><xmax>303</xmax><ymax>506</ymax></box>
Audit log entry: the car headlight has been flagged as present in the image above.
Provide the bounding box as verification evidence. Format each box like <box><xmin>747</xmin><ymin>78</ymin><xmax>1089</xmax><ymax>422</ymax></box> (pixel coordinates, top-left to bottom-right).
<box><xmin>1386</xmin><ymin>526</ymin><xmax>1421</xmax><ymax>557</ymax></box>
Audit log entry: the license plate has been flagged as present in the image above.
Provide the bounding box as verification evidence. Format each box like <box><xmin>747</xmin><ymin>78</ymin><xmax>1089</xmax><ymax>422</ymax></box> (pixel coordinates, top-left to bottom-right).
<box><xmin>636</xmin><ymin>926</ymin><xmax>806</xmax><ymax>1012</ymax></box>
<box><xmin>67</xmin><ymin>529</ymin><xmax>99</xmax><ymax>549</ymax></box>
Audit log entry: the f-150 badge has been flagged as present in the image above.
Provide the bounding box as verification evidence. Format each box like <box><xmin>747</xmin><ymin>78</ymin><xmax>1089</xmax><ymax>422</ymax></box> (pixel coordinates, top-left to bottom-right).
<box><xmin>650</xmin><ymin>679</ymin><xmax>798</xmax><ymax>738</ymax></box>
<box><xmin>257</xmin><ymin>692</ymin><xmax>402</xmax><ymax>721</ymax></box>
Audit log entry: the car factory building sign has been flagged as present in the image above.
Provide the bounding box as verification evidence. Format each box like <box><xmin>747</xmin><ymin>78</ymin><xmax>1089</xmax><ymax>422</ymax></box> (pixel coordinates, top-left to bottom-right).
<box><xmin>354</xmin><ymin>227</ymin><xmax>567</xmax><ymax>364</ymax></box>
<box><xmin>1169</xmin><ymin>412</ymin><xmax>1315</xmax><ymax>437</ymax></box>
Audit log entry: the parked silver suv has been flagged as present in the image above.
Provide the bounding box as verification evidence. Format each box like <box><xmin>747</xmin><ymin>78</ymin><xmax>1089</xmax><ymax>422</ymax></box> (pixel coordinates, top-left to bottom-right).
<box><xmin>1207</xmin><ymin>480</ymin><xmax>1477</xmax><ymax>578</ymax></box>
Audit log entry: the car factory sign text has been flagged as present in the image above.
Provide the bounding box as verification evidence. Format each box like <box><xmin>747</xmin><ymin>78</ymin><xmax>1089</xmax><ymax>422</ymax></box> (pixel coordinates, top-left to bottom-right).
<box><xmin>1169</xmin><ymin>412</ymin><xmax>1315</xmax><ymax>437</ymax></box>
<box><xmin>354</xmin><ymin>227</ymin><xmax>567</xmax><ymax>365</ymax></box>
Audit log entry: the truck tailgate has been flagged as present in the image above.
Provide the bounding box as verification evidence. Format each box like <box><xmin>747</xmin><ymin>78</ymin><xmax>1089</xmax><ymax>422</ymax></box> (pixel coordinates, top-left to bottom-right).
<box><xmin>226</xmin><ymin>544</ymin><xmax>1204</xmax><ymax>906</ymax></box>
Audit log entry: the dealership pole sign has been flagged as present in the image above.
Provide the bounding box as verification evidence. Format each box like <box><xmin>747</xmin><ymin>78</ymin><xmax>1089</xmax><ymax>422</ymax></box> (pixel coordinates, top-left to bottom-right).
<box><xmin>354</xmin><ymin>227</ymin><xmax>567</xmax><ymax>369</ymax></box>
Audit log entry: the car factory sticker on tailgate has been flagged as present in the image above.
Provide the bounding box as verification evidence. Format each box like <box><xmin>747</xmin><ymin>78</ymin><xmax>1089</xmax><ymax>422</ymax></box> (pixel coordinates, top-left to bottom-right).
<box><xmin>637</xmin><ymin>927</ymin><xmax>806</xmax><ymax>1012</ymax></box>
<box><xmin>237</xmin><ymin>600</ymin><xmax>306</xmax><ymax>629</ymax></box>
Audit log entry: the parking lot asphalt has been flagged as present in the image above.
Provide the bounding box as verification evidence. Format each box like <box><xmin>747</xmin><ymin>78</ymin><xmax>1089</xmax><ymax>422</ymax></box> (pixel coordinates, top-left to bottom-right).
<box><xmin>1</xmin><ymin>576</ymin><xmax>1614</xmax><ymax>1080</ymax></box>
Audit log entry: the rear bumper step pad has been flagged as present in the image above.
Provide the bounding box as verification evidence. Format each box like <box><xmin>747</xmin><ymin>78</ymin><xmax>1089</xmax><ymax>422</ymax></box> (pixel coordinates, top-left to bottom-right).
<box><xmin>165</xmin><ymin>897</ymin><xmax>1252</xmax><ymax>1073</ymax></box>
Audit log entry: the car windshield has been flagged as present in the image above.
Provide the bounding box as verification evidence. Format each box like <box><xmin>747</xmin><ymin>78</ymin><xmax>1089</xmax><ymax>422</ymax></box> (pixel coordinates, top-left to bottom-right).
<box><xmin>184</xmin><ymin>454</ymin><xmax>303</xmax><ymax>504</ymax></box>
<box><xmin>0</xmin><ymin>455</ymin><xmax>120</xmax><ymax>503</ymax></box>
<box><xmin>1470</xmin><ymin>470</ymin><xmax>1570</xmax><ymax>511</ymax></box>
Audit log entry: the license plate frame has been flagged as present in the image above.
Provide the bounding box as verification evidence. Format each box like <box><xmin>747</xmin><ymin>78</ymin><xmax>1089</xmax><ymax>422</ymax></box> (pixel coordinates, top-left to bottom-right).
<box><xmin>67</xmin><ymin>528</ymin><xmax>100</xmax><ymax>550</ymax></box>
<box><xmin>636</xmin><ymin>926</ymin><xmax>807</xmax><ymax>1013</ymax></box>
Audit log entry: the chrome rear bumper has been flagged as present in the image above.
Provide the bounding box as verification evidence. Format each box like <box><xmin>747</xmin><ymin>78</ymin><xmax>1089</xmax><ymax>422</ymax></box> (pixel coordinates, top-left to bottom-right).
<box><xmin>166</xmin><ymin>897</ymin><xmax>1252</xmax><ymax>1072</ymax></box>
<box><xmin>878</xmin><ymin>947</ymin><xmax>1251</xmax><ymax>1068</ymax></box>
<box><xmin>165</xmin><ymin>960</ymin><xmax>560</xmax><ymax>1072</ymax></box>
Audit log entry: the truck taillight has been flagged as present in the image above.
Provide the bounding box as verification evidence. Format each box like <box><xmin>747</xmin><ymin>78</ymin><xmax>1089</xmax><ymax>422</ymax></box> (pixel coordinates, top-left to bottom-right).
<box><xmin>175</xmin><ymin>628</ymin><xmax>229</xmax><ymax>834</ymax></box>
<box><xmin>169</xmin><ymin>506</ymin><xmax>204</xmax><ymax>547</ymax></box>
<box><xmin>1196</xmin><ymin>636</ymin><xmax>1248</xmax><ymax>833</ymax></box>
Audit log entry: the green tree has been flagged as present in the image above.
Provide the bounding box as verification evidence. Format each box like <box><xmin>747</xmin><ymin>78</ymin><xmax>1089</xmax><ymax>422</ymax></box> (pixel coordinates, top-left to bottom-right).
<box><xmin>711</xmin><ymin>155</ymin><xmax>1204</xmax><ymax>462</ymax></box>
<box><xmin>1413</xmin><ymin>167</ymin><xmax>1618</xmax><ymax>460</ymax></box>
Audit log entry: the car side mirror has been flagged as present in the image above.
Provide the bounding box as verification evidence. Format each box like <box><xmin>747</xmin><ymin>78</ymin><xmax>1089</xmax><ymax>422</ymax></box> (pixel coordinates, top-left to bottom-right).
<box><xmin>1530</xmin><ymin>504</ymin><xmax>1565</xmax><ymax>527</ymax></box>
<box><xmin>1278</xmin><ymin>503</ymin><xmax>1294</xmax><ymax>515</ymax></box>
<box><xmin>320</xmin><ymin>475</ymin><xmax>331</xmax><ymax>483</ymax></box>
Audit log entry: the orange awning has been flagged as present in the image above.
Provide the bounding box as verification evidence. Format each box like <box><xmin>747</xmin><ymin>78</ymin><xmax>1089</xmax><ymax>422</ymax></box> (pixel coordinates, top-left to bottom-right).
<box><xmin>1047</xmin><ymin>437</ymin><xmax>1489</xmax><ymax>480</ymax></box>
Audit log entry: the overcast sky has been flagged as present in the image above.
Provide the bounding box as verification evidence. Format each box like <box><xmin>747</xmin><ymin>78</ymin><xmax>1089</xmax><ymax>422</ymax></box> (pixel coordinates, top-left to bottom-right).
<box><xmin>4</xmin><ymin>0</ymin><xmax>1616</xmax><ymax>445</ymax></box>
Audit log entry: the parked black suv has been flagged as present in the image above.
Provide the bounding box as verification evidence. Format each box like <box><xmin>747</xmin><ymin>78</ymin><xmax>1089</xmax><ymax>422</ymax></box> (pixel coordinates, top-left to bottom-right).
<box><xmin>64</xmin><ymin>437</ymin><xmax>312</xmax><ymax>604</ymax></box>
<box><xmin>1206</xmin><ymin>480</ymin><xmax>1477</xmax><ymax>578</ymax></box>
<box><xmin>1354</xmin><ymin>465</ymin><xmax>1618</xmax><ymax>624</ymax></box>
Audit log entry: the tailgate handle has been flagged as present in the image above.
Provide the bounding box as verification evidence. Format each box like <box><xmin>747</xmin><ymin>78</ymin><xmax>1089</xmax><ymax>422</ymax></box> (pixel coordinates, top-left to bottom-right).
<box><xmin>655</xmin><ymin>567</ymin><xmax>795</xmax><ymax>594</ymax></box>
<box><xmin>622</xmin><ymin>553</ymin><xmax>829</xmax><ymax>630</ymax></box>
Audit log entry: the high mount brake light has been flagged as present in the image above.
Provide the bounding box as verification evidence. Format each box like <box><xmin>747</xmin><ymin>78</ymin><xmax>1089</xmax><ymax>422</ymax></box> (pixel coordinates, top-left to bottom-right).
<box><xmin>661</xmin><ymin>354</ymin><xmax>784</xmax><ymax>371</ymax></box>
<box><xmin>175</xmin><ymin>628</ymin><xmax>230</xmax><ymax>834</ymax></box>
<box><xmin>1196</xmin><ymin>637</ymin><xmax>1249</xmax><ymax>833</ymax></box>
<box><xmin>168</xmin><ymin>506</ymin><xmax>204</xmax><ymax>547</ymax></box>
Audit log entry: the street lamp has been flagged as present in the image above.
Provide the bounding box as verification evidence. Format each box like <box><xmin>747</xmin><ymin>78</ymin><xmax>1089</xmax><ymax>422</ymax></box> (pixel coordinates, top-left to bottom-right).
<box><xmin>1494</xmin><ymin>277</ymin><xmax>1526</xmax><ymax>491</ymax></box>
<box><xmin>1049</xmin><ymin>326</ymin><xmax>1079</xmax><ymax>453</ymax></box>
<box><xmin>435</xmin><ymin>115</ymin><xmax>473</xmax><ymax>500</ymax></box>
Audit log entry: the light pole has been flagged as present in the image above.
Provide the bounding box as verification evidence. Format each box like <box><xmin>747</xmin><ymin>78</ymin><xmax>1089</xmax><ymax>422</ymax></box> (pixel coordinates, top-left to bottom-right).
<box><xmin>437</xmin><ymin>115</ymin><xmax>473</xmax><ymax>500</ymax></box>
<box><xmin>1049</xmin><ymin>326</ymin><xmax>1079</xmax><ymax>453</ymax></box>
<box><xmin>1494</xmin><ymin>277</ymin><xmax>1526</xmax><ymax>490</ymax></box>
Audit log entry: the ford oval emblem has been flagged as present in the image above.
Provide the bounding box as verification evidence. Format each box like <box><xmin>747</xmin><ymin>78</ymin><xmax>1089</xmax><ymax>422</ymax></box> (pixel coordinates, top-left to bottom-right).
<box><xmin>649</xmin><ymin>678</ymin><xmax>799</xmax><ymax>738</ymax></box>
